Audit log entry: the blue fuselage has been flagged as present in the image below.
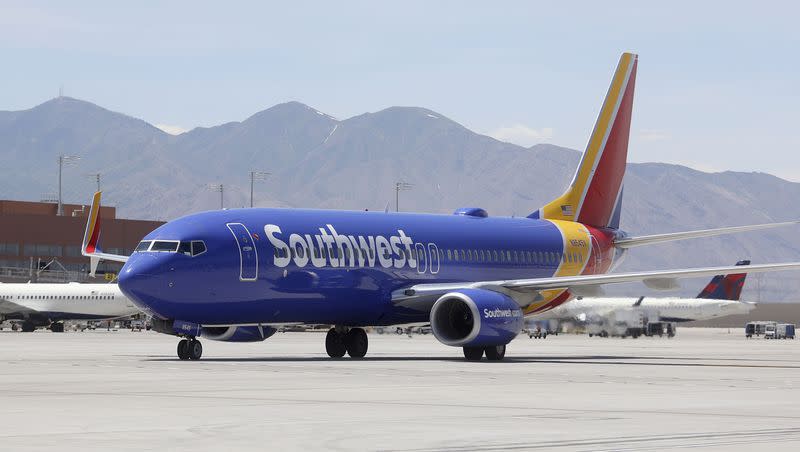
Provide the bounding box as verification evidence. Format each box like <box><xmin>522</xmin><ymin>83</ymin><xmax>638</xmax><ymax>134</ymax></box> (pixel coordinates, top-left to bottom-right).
<box><xmin>118</xmin><ymin>208</ymin><xmax>607</xmax><ymax>326</ymax></box>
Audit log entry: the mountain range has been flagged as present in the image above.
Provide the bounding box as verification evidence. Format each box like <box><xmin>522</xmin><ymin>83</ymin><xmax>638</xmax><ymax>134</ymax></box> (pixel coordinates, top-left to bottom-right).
<box><xmin>2</xmin><ymin>96</ymin><xmax>799</xmax><ymax>300</ymax></box>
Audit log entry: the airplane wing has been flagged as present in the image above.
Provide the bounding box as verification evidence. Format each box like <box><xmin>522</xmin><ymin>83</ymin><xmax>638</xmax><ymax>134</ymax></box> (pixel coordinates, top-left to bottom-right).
<box><xmin>0</xmin><ymin>297</ymin><xmax>37</xmax><ymax>316</ymax></box>
<box><xmin>393</xmin><ymin>261</ymin><xmax>800</xmax><ymax>310</ymax></box>
<box><xmin>614</xmin><ymin>221</ymin><xmax>800</xmax><ymax>248</ymax></box>
<box><xmin>81</xmin><ymin>191</ymin><xmax>129</xmax><ymax>276</ymax></box>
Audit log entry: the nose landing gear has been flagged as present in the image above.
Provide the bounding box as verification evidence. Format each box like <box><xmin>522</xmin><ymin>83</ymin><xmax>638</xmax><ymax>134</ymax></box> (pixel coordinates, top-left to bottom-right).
<box><xmin>177</xmin><ymin>338</ymin><xmax>203</xmax><ymax>360</ymax></box>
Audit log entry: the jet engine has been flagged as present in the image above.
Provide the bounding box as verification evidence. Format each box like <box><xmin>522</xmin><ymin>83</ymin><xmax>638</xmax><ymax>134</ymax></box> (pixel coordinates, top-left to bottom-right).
<box><xmin>202</xmin><ymin>325</ymin><xmax>277</xmax><ymax>342</ymax></box>
<box><xmin>430</xmin><ymin>289</ymin><xmax>523</xmax><ymax>348</ymax></box>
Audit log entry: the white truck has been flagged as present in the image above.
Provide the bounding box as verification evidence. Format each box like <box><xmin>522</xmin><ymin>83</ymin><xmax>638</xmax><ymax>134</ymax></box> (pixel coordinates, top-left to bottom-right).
<box><xmin>765</xmin><ymin>323</ymin><xmax>797</xmax><ymax>339</ymax></box>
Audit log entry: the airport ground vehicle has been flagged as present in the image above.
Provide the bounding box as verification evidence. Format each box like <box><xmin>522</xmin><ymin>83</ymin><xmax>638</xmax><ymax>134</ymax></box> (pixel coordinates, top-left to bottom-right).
<box><xmin>785</xmin><ymin>324</ymin><xmax>796</xmax><ymax>339</ymax></box>
<box><xmin>765</xmin><ymin>323</ymin><xmax>796</xmax><ymax>339</ymax></box>
<box><xmin>746</xmin><ymin>321</ymin><xmax>774</xmax><ymax>338</ymax></box>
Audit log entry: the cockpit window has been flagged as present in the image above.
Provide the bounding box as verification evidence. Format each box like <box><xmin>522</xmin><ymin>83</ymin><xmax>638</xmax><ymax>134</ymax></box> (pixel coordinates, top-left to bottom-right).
<box><xmin>151</xmin><ymin>241</ymin><xmax>180</xmax><ymax>252</ymax></box>
<box><xmin>178</xmin><ymin>241</ymin><xmax>192</xmax><ymax>255</ymax></box>
<box><xmin>191</xmin><ymin>241</ymin><xmax>206</xmax><ymax>256</ymax></box>
<box><xmin>135</xmin><ymin>241</ymin><xmax>152</xmax><ymax>252</ymax></box>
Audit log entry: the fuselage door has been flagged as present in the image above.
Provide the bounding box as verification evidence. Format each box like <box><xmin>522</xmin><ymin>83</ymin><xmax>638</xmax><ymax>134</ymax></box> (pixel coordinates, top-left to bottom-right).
<box><xmin>428</xmin><ymin>243</ymin><xmax>440</xmax><ymax>274</ymax></box>
<box><xmin>226</xmin><ymin>223</ymin><xmax>258</xmax><ymax>281</ymax></box>
<box><xmin>415</xmin><ymin>243</ymin><xmax>428</xmax><ymax>274</ymax></box>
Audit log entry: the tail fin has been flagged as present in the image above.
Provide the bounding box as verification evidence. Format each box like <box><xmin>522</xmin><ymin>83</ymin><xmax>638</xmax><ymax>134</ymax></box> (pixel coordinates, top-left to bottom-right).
<box><xmin>531</xmin><ymin>52</ymin><xmax>637</xmax><ymax>229</ymax></box>
<box><xmin>697</xmin><ymin>260</ymin><xmax>750</xmax><ymax>300</ymax></box>
<box><xmin>81</xmin><ymin>191</ymin><xmax>128</xmax><ymax>276</ymax></box>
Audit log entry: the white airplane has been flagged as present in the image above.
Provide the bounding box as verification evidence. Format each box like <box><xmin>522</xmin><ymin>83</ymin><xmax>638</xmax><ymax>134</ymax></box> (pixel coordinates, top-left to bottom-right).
<box><xmin>0</xmin><ymin>282</ymin><xmax>140</xmax><ymax>332</ymax></box>
<box><xmin>533</xmin><ymin>261</ymin><xmax>755</xmax><ymax>334</ymax></box>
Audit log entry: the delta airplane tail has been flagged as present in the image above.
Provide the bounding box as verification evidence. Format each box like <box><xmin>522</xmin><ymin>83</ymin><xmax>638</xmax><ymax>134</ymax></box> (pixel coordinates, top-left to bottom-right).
<box><xmin>697</xmin><ymin>260</ymin><xmax>750</xmax><ymax>301</ymax></box>
<box><xmin>531</xmin><ymin>52</ymin><xmax>637</xmax><ymax>229</ymax></box>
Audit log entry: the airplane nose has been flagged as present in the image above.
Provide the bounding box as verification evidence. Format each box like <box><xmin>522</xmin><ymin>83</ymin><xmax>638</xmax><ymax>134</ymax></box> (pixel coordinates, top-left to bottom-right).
<box><xmin>118</xmin><ymin>254</ymin><xmax>172</xmax><ymax>312</ymax></box>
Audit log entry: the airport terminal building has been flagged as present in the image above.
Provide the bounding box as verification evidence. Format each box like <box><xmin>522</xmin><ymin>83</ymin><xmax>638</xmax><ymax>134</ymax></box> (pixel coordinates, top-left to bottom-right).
<box><xmin>0</xmin><ymin>199</ymin><xmax>162</xmax><ymax>282</ymax></box>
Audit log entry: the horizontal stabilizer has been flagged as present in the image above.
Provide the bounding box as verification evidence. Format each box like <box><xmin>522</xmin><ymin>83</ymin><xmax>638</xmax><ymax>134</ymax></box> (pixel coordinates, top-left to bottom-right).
<box><xmin>614</xmin><ymin>221</ymin><xmax>800</xmax><ymax>249</ymax></box>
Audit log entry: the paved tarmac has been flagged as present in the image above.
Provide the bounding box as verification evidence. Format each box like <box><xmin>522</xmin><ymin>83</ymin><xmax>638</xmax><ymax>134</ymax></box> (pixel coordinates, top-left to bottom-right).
<box><xmin>1</xmin><ymin>327</ymin><xmax>799</xmax><ymax>451</ymax></box>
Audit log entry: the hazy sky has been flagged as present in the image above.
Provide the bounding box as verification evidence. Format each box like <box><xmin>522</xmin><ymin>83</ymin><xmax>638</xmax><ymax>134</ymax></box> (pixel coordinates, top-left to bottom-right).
<box><xmin>3</xmin><ymin>1</ymin><xmax>799</xmax><ymax>181</ymax></box>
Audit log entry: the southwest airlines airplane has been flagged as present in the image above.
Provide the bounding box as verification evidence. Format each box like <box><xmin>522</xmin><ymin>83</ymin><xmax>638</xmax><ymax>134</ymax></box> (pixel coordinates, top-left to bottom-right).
<box><xmin>83</xmin><ymin>53</ymin><xmax>800</xmax><ymax>361</ymax></box>
<box><xmin>0</xmin><ymin>283</ymin><xmax>139</xmax><ymax>332</ymax></box>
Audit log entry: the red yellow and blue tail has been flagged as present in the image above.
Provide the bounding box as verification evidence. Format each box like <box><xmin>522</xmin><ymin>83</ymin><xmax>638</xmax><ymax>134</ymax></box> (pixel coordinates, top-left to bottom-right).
<box><xmin>531</xmin><ymin>52</ymin><xmax>637</xmax><ymax>230</ymax></box>
<box><xmin>81</xmin><ymin>191</ymin><xmax>129</xmax><ymax>276</ymax></box>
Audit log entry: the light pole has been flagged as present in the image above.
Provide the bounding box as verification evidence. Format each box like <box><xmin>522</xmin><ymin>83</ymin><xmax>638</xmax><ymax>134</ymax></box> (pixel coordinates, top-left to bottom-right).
<box><xmin>394</xmin><ymin>181</ymin><xmax>413</xmax><ymax>212</ymax></box>
<box><xmin>249</xmin><ymin>171</ymin><xmax>270</xmax><ymax>208</ymax></box>
<box><xmin>206</xmin><ymin>183</ymin><xmax>224</xmax><ymax>209</ymax></box>
<box><xmin>57</xmin><ymin>155</ymin><xmax>80</xmax><ymax>215</ymax></box>
<box><xmin>86</xmin><ymin>173</ymin><xmax>101</xmax><ymax>192</ymax></box>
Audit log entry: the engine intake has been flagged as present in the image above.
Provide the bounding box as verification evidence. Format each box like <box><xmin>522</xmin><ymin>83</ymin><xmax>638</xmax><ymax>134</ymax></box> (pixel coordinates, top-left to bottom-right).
<box><xmin>430</xmin><ymin>289</ymin><xmax>523</xmax><ymax>347</ymax></box>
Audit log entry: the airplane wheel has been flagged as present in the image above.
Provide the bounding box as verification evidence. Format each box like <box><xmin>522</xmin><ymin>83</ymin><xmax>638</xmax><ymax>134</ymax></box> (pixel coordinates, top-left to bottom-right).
<box><xmin>21</xmin><ymin>321</ymin><xmax>36</xmax><ymax>333</ymax></box>
<box><xmin>345</xmin><ymin>328</ymin><xmax>368</xmax><ymax>358</ymax></box>
<box><xmin>485</xmin><ymin>345</ymin><xmax>506</xmax><ymax>361</ymax></box>
<box><xmin>325</xmin><ymin>328</ymin><xmax>347</xmax><ymax>358</ymax></box>
<box><xmin>49</xmin><ymin>322</ymin><xmax>65</xmax><ymax>333</ymax></box>
<box><xmin>177</xmin><ymin>339</ymin><xmax>190</xmax><ymax>360</ymax></box>
<box><xmin>463</xmin><ymin>346</ymin><xmax>484</xmax><ymax>361</ymax></box>
<box><xmin>188</xmin><ymin>340</ymin><xmax>203</xmax><ymax>360</ymax></box>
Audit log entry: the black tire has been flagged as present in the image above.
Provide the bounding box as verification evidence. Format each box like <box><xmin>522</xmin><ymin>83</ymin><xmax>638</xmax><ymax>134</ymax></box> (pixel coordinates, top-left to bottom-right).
<box><xmin>21</xmin><ymin>321</ymin><xmax>36</xmax><ymax>333</ymax></box>
<box><xmin>177</xmin><ymin>339</ymin><xmax>190</xmax><ymax>360</ymax></box>
<box><xmin>188</xmin><ymin>340</ymin><xmax>203</xmax><ymax>360</ymax></box>
<box><xmin>463</xmin><ymin>346</ymin><xmax>484</xmax><ymax>361</ymax></box>
<box><xmin>49</xmin><ymin>322</ymin><xmax>65</xmax><ymax>333</ymax></box>
<box><xmin>345</xmin><ymin>328</ymin><xmax>368</xmax><ymax>358</ymax></box>
<box><xmin>485</xmin><ymin>344</ymin><xmax>506</xmax><ymax>361</ymax></box>
<box><xmin>325</xmin><ymin>328</ymin><xmax>347</xmax><ymax>358</ymax></box>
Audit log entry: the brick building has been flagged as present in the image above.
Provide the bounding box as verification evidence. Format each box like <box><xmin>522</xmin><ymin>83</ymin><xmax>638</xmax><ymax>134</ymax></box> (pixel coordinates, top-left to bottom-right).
<box><xmin>0</xmin><ymin>200</ymin><xmax>163</xmax><ymax>281</ymax></box>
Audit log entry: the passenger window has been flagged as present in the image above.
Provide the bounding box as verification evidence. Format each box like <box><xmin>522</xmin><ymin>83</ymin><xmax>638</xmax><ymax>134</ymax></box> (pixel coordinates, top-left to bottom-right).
<box><xmin>447</xmin><ymin>249</ymin><xmax>452</xmax><ymax>260</ymax></box>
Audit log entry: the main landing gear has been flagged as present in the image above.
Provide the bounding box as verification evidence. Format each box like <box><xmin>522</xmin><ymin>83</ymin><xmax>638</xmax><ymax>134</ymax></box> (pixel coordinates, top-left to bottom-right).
<box><xmin>325</xmin><ymin>327</ymin><xmax>368</xmax><ymax>358</ymax></box>
<box><xmin>463</xmin><ymin>344</ymin><xmax>507</xmax><ymax>361</ymax></box>
<box><xmin>177</xmin><ymin>338</ymin><xmax>203</xmax><ymax>360</ymax></box>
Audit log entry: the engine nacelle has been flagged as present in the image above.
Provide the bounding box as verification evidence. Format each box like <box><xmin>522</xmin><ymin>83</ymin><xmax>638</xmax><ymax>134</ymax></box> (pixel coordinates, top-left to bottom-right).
<box><xmin>202</xmin><ymin>325</ymin><xmax>277</xmax><ymax>342</ymax></box>
<box><xmin>430</xmin><ymin>289</ymin><xmax>523</xmax><ymax>347</ymax></box>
